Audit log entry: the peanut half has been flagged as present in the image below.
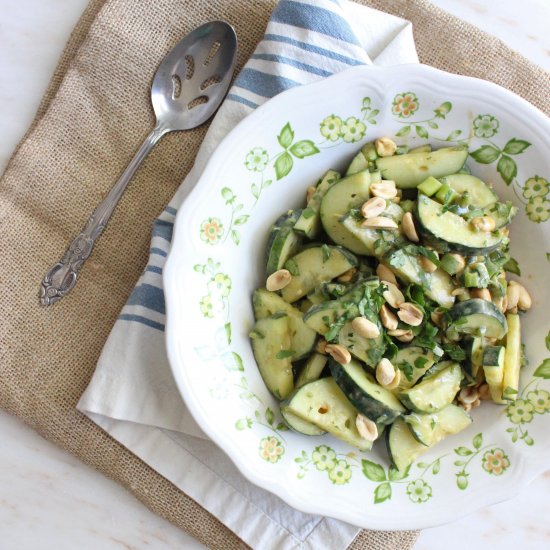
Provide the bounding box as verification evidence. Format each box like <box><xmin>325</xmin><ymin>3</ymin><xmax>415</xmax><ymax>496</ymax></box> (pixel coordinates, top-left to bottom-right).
<box><xmin>325</xmin><ymin>343</ymin><xmax>352</xmax><ymax>365</ymax></box>
<box><xmin>376</xmin><ymin>263</ymin><xmax>397</xmax><ymax>285</ymax></box>
<box><xmin>401</xmin><ymin>212</ymin><xmax>419</xmax><ymax>242</ymax></box>
<box><xmin>370</xmin><ymin>181</ymin><xmax>398</xmax><ymax>200</ymax></box>
<box><xmin>351</xmin><ymin>316</ymin><xmax>380</xmax><ymax>339</ymax></box>
<box><xmin>361</xmin><ymin>197</ymin><xmax>387</xmax><ymax>219</ymax></box>
<box><xmin>356</xmin><ymin>414</ymin><xmax>378</xmax><ymax>442</ymax></box>
<box><xmin>266</xmin><ymin>269</ymin><xmax>292</xmax><ymax>291</ymax></box>
<box><xmin>397</xmin><ymin>302</ymin><xmax>423</xmax><ymax>326</ymax></box>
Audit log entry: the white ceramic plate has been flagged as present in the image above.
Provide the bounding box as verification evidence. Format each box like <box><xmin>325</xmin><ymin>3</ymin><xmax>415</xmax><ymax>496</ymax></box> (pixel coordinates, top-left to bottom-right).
<box><xmin>164</xmin><ymin>64</ymin><xmax>550</xmax><ymax>530</ymax></box>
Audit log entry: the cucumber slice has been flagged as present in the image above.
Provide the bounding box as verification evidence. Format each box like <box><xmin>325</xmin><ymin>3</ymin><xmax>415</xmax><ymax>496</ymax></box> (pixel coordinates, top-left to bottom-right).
<box><xmin>296</xmin><ymin>353</ymin><xmax>328</xmax><ymax>388</ymax></box>
<box><xmin>281</xmin><ymin>245</ymin><xmax>358</xmax><ymax>303</ymax></box>
<box><xmin>375</xmin><ymin>147</ymin><xmax>468</xmax><ymax>189</ymax></box>
<box><xmin>340</xmin><ymin>202</ymin><xmax>404</xmax><ymax>256</ymax></box>
<box><xmin>303</xmin><ymin>278</ymin><xmax>380</xmax><ymax>334</ymax></box>
<box><xmin>265</xmin><ymin>210</ymin><xmax>302</xmax><ymax>276</ymax></box>
<box><xmin>304</xmin><ymin>301</ymin><xmax>352</xmax><ymax>335</ymax></box>
<box><xmin>399</xmin><ymin>362</ymin><xmax>462</xmax><ymax>413</ymax></box>
<box><xmin>416</xmin><ymin>194</ymin><xmax>503</xmax><ymax>255</ymax></box>
<box><xmin>503</xmin><ymin>313</ymin><xmax>521</xmax><ymax>401</ymax></box>
<box><xmin>387</xmin><ymin>417</ymin><xmax>429</xmax><ymax>472</ymax></box>
<box><xmin>338</xmin><ymin>320</ymin><xmax>385</xmax><ymax>368</ymax></box>
<box><xmin>448</xmin><ymin>299</ymin><xmax>507</xmax><ymax>339</ymax></box>
<box><xmin>282</xmin><ymin>377</ymin><xmax>374</xmax><ymax>451</ymax></box>
<box><xmin>346</xmin><ymin>151</ymin><xmax>369</xmax><ymax>175</ymax></box>
<box><xmin>440</xmin><ymin>173</ymin><xmax>498</xmax><ymax>207</ymax></box>
<box><xmin>252</xmin><ymin>289</ymin><xmax>317</xmax><ymax>359</ymax></box>
<box><xmin>250</xmin><ymin>315</ymin><xmax>294</xmax><ymax>400</ymax></box>
<box><xmin>463</xmin><ymin>335</ymin><xmax>486</xmax><ymax>380</ymax></box>
<box><xmin>404</xmin><ymin>404</ymin><xmax>472</xmax><ymax>446</ymax></box>
<box><xmin>382</xmin><ymin>248</ymin><xmax>455</xmax><ymax>308</ymax></box>
<box><xmin>392</xmin><ymin>346</ymin><xmax>436</xmax><ymax>392</ymax></box>
<box><xmin>409</xmin><ymin>144</ymin><xmax>432</xmax><ymax>154</ymax></box>
<box><xmin>482</xmin><ymin>345</ymin><xmax>506</xmax><ymax>404</ymax></box>
<box><xmin>320</xmin><ymin>170</ymin><xmax>372</xmax><ymax>254</ymax></box>
<box><xmin>281</xmin><ymin>407</ymin><xmax>326</xmax><ymax>436</ymax></box>
<box><xmin>294</xmin><ymin>170</ymin><xmax>340</xmax><ymax>238</ymax></box>
<box><xmin>330</xmin><ymin>358</ymin><xmax>405</xmax><ymax>425</ymax></box>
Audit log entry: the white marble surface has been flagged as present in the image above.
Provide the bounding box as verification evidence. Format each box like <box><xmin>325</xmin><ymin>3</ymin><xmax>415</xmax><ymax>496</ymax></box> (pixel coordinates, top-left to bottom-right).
<box><xmin>1</xmin><ymin>0</ymin><xmax>549</xmax><ymax>549</ymax></box>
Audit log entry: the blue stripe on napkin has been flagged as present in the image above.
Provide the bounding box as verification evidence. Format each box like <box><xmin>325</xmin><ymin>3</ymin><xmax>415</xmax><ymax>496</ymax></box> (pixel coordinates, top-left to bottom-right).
<box><xmin>119</xmin><ymin>0</ymin><xmax>369</xmax><ymax>332</ymax></box>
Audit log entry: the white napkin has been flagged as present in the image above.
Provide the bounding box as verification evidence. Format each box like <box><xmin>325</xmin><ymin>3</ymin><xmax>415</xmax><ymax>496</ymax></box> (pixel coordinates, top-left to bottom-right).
<box><xmin>78</xmin><ymin>1</ymin><xmax>418</xmax><ymax>547</ymax></box>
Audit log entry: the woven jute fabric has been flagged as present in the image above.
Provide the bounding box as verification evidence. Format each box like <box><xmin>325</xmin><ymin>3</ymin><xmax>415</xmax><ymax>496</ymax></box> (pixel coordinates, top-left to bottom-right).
<box><xmin>1</xmin><ymin>0</ymin><xmax>548</xmax><ymax>548</ymax></box>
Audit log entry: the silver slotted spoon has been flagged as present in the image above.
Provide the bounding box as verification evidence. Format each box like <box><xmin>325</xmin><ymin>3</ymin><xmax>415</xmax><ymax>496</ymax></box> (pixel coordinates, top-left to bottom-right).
<box><xmin>40</xmin><ymin>21</ymin><xmax>237</xmax><ymax>306</ymax></box>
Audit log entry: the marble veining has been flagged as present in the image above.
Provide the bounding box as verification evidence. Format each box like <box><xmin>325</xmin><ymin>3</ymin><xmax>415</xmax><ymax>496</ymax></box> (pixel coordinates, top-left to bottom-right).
<box><xmin>0</xmin><ymin>0</ymin><xmax>549</xmax><ymax>548</ymax></box>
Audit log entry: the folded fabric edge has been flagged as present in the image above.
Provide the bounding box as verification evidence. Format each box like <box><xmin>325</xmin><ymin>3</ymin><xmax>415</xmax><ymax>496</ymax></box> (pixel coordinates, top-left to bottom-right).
<box><xmin>81</xmin><ymin>410</ymin><xmax>361</xmax><ymax>550</ymax></box>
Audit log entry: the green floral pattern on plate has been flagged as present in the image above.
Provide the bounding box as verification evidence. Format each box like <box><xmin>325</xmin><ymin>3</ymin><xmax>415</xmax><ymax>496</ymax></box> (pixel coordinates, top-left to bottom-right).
<box><xmin>505</xmin><ymin>330</ymin><xmax>550</xmax><ymax>445</ymax></box>
<box><xmin>295</xmin><ymin>445</ymin><xmax>355</xmax><ymax>484</ymax></box>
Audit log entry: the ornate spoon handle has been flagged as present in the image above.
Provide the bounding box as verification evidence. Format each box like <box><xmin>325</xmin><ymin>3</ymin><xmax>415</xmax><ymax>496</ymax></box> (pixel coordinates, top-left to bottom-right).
<box><xmin>39</xmin><ymin>125</ymin><xmax>167</xmax><ymax>306</ymax></box>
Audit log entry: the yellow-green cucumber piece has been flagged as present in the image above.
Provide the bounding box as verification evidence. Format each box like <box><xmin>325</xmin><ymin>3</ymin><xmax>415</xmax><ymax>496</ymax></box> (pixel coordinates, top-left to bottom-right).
<box><xmin>463</xmin><ymin>335</ymin><xmax>486</xmax><ymax>381</ymax></box>
<box><xmin>439</xmin><ymin>173</ymin><xmax>498</xmax><ymax>207</ymax></box>
<box><xmin>319</xmin><ymin>170</ymin><xmax>372</xmax><ymax>254</ymax></box>
<box><xmin>281</xmin><ymin>377</ymin><xmax>374</xmax><ymax>451</ymax></box>
<box><xmin>330</xmin><ymin>358</ymin><xmax>405</xmax><ymax>425</ymax></box>
<box><xmin>404</xmin><ymin>404</ymin><xmax>472</xmax><ymax>446</ymax></box>
<box><xmin>447</xmin><ymin>299</ymin><xmax>507</xmax><ymax>340</ymax></box>
<box><xmin>398</xmin><ymin>362</ymin><xmax>462</xmax><ymax>413</ymax></box>
<box><xmin>280</xmin><ymin>407</ymin><xmax>326</xmax><ymax>436</ymax></box>
<box><xmin>391</xmin><ymin>346</ymin><xmax>437</xmax><ymax>392</ymax></box>
<box><xmin>382</xmin><ymin>248</ymin><xmax>455</xmax><ymax>308</ymax></box>
<box><xmin>409</xmin><ymin>144</ymin><xmax>432</xmax><ymax>154</ymax></box>
<box><xmin>252</xmin><ymin>289</ymin><xmax>317</xmax><ymax>359</ymax></box>
<box><xmin>346</xmin><ymin>151</ymin><xmax>369</xmax><ymax>175</ymax></box>
<box><xmin>416</xmin><ymin>194</ymin><xmax>503</xmax><ymax>255</ymax></box>
<box><xmin>294</xmin><ymin>169</ymin><xmax>340</xmax><ymax>238</ymax></box>
<box><xmin>503</xmin><ymin>313</ymin><xmax>521</xmax><ymax>401</ymax></box>
<box><xmin>482</xmin><ymin>345</ymin><xmax>506</xmax><ymax>404</ymax></box>
<box><xmin>265</xmin><ymin>210</ymin><xmax>302</xmax><ymax>276</ymax></box>
<box><xmin>375</xmin><ymin>146</ymin><xmax>468</xmax><ymax>189</ymax></box>
<box><xmin>417</xmin><ymin>176</ymin><xmax>442</xmax><ymax>197</ymax></box>
<box><xmin>340</xmin><ymin>202</ymin><xmax>404</xmax><ymax>257</ymax></box>
<box><xmin>250</xmin><ymin>314</ymin><xmax>294</xmax><ymax>400</ymax></box>
<box><xmin>281</xmin><ymin>245</ymin><xmax>358</xmax><ymax>303</ymax></box>
<box><xmin>295</xmin><ymin>352</ymin><xmax>328</xmax><ymax>388</ymax></box>
<box><xmin>337</xmin><ymin>319</ymin><xmax>385</xmax><ymax>368</ymax></box>
<box><xmin>302</xmin><ymin>278</ymin><xmax>380</xmax><ymax>334</ymax></box>
<box><xmin>387</xmin><ymin>417</ymin><xmax>430</xmax><ymax>472</ymax></box>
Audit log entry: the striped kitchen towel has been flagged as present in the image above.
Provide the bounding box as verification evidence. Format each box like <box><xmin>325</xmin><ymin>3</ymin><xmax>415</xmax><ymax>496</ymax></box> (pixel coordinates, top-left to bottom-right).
<box><xmin>78</xmin><ymin>1</ymin><xmax>418</xmax><ymax>547</ymax></box>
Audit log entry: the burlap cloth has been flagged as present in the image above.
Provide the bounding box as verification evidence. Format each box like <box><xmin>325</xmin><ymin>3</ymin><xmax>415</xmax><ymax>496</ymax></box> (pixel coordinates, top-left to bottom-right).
<box><xmin>1</xmin><ymin>0</ymin><xmax>549</xmax><ymax>548</ymax></box>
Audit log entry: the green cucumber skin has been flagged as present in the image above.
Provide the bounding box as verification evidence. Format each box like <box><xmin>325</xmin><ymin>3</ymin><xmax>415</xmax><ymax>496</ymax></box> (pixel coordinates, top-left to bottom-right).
<box><xmin>281</xmin><ymin>377</ymin><xmax>374</xmax><ymax>451</ymax></box>
<box><xmin>375</xmin><ymin>147</ymin><xmax>468</xmax><ymax>189</ymax></box>
<box><xmin>448</xmin><ymin>299</ymin><xmax>507</xmax><ymax>340</ymax></box>
<box><xmin>346</xmin><ymin>151</ymin><xmax>369</xmax><ymax>175</ymax></box>
<box><xmin>319</xmin><ymin>170</ymin><xmax>372</xmax><ymax>254</ymax></box>
<box><xmin>386</xmin><ymin>417</ymin><xmax>429</xmax><ymax>472</ymax></box>
<box><xmin>295</xmin><ymin>352</ymin><xmax>328</xmax><ymax>388</ymax></box>
<box><xmin>404</xmin><ymin>405</ymin><xmax>472</xmax><ymax>446</ymax></box>
<box><xmin>440</xmin><ymin>173</ymin><xmax>498</xmax><ymax>207</ymax></box>
<box><xmin>252</xmin><ymin>289</ymin><xmax>317</xmax><ymax>359</ymax></box>
<box><xmin>265</xmin><ymin>210</ymin><xmax>302</xmax><ymax>276</ymax></box>
<box><xmin>250</xmin><ymin>315</ymin><xmax>294</xmax><ymax>400</ymax></box>
<box><xmin>398</xmin><ymin>363</ymin><xmax>462</xmax><ymax>413</ymax></box>
<box><xmin>281</xmin><ymin>407</ymin><xmax>326</xmax><ymax>436</ymax></box>
<box><xmin>294</xmin><ymin>170</ymin><xmax>340</xmax><ymax>238</ymax></box>
<box><xmin>482</xmin><ymin>345</ymin><xmax>505</xmax><ymax>367</ymax></box>
<box><xmin>329</xmin><ymin>359</ymin><xmax>405</xmax><ymax>425</ymax></box>
<box><xmin>416</xmin><ymin>195</ymin><xmax>503</xmax><ymax>255</ymax></box>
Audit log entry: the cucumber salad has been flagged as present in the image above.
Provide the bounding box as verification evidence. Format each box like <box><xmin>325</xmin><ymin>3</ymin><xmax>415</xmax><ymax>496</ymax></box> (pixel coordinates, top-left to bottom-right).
<box><xmin>249</xmin><ymin>137</ymin><xmax>533</xmax><ymax>472</ymax></box>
